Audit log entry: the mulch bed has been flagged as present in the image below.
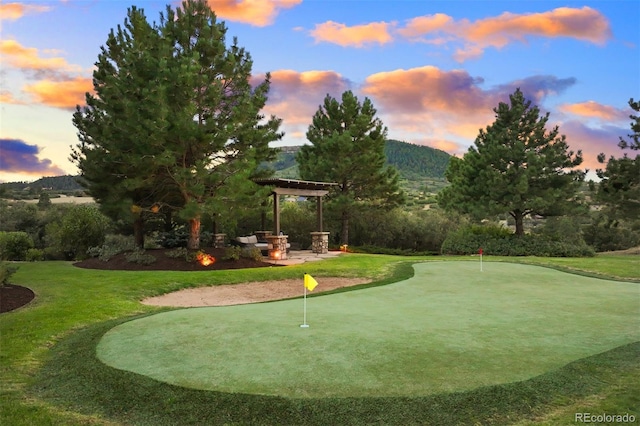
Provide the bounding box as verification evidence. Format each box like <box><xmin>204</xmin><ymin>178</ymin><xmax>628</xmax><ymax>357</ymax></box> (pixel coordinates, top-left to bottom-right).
<box><xmin>1</xmin><ymin>247</ymin><xmax>276</xmax><ymax>313</ymax></box>
<box><xmin>1</xmin><ymin>284</ymin><xmax>35</xmax><ymax>313</ymax></box>
<box><xmin>73</xmin><ymin>247</ymin><xmax>275</xmax><ymax>272</ymax></box>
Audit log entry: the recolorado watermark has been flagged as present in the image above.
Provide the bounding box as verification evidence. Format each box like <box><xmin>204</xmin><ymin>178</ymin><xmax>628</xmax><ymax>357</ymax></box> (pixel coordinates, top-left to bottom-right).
<box><xmin>575</xmin><ymin>412</ymin><xmax>636</xmax><ymax>423</ymax></box>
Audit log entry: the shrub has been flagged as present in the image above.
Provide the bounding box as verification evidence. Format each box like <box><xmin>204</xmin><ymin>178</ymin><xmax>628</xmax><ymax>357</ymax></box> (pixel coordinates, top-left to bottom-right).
<box><xmin>0</xmin><ymin>261</ymin><xmax>19</xmax><ymax>286</ymax></box>
<box><xmin>45</xmin><ymin>205</ymin><xmax>111</xmax><ymax>260</ymax></box>
<box><xmin>87</xmin><ymin>234</ymin><xmax>136</xmax><ymax>261</ymax></box>
<box><xmin>166</xmin><ymin>247</ymin><xmax>189</xmax><ymax>259</ymax></box>
<box><xmin>241</xmin><ymin>246</ymin><xmax>264</xmax><ymax>262</ymax></box>
<box><xmin>223</xmin><ymin>246</ymin><xmax>242</xmax><ymax>261</ymax></box>
<box><xmin>25</xmin><ymin>248</ymin><xmax>44</xmax><ymax>262</ymax></box>
<box><xmin>0</xmin><ymin>231</ymin><xmax>34</xmax><ymax>261</ymax></box>
<box><xmin>157</xmin><ymin>227</ymin><xmax>188</xmax><ymax>248</ymax></box>
<box><xmin>125</xmin><ymin>249</ymin><xmax>157</xmax><ymax>265</ymax></box>
<box><xmin>441</xmin><ymin>224</ymin><xmax>595</xmax><ymax>257</ymax></box>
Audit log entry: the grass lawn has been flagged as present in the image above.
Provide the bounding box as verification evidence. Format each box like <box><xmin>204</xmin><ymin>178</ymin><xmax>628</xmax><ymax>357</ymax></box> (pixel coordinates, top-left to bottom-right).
<box><xmin>1</xmin><ymin>254</ymin><xmax>639</xmax><ymax>425</ymax></box>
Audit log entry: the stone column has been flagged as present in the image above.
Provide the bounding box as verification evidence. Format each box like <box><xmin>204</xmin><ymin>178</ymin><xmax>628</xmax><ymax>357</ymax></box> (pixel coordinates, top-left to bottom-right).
<box><xmin>213</xmin><ymin>233</ymin><xmax>226</xmax><ymax>248</ymax></box>
<box><xmin>310</xmin><ymin>231</ymin><xmax>330</xmax><ymax>254</ymax></box>
<box><xmin>266</xmin><ymin>234</ymin><xmax>288</xmax><ymax>260</ymax></box>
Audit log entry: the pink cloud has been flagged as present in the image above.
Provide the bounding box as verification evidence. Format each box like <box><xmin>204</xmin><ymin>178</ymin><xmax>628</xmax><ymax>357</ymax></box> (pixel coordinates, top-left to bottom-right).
<box><xmin>257</xmin><ymin>70</ymin><xmax>352</xmax><ymax>140</ymax></box>
<box><xmin>207</xmin><ymin>0</ymin><xmax>301</xmax><ymax>26</ymax></box>
<box><xmin>464</xmin><ymin>7</ymin><xmax>612</xmax><ymax>48</ymax></box>
<box><xmin>397</xmin><ymin>13</ymin><xmax>453</xmax><ymax>40</ymax></box>
<box><xmin>559</xmin><ymin>101</ymin><xmax>629</xmax><ymax>122</ymax></box>
<box><xmin>559</xmin><ymin>120</ymin><xmax>628</xmax><ymax>172</ymax></box>
<box><xmin>310</xmin><ymin>21</ymin><xmax>394</xmax><ymax>47</ymax></box>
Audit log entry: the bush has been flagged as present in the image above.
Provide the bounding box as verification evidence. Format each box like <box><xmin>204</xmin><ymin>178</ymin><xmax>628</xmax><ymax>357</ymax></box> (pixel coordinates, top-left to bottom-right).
<box><xmin>125</xmin><ymin>249</ymin><xmax>157</xmax><ymax>265</ymax></box>
<box><xmin>0</xmin><ymin>261</ymin><xmax>19</xmax><ymax>286</ymax></box>
<box><xmin>166</xmin><ymin>247</ymin><xmax>189</xmax><ymax>259</ymax></box>
<box><xmin>0</xmin><ymin>231</ymin><xmax>34</xmax><ymax>260</ymax></box>
<box><xmin>157</xmin><ymin>227</ymin><xmax>188</xmax><ymax>248</ymax></box>
<box><xmin>25</xmin><ymin>248</ymin><xmax>44</xmax><ymax>262</ymax></box>
<box><xmin>223</xmin><ymin>246</ymin><xmax>242</xmax><ymax>261</ymax></box>
<box><xmin>241</xmin><ymin>246</ymin><xmax>263</xmax><ymax>262</ymax></box>
<box><xmin>45</xmin><ymin>205</ymin><xmax>111</xmax><ymax>260</ymax></box>
<box><xmin>87</xmin><ymin>234</ymin><xmax>136</xmax><ymax>261</ymax></box>
<box><xmin>441</xmin><ymin>224</ymin><xmax>595</xmax><ymax>257</ymax></box>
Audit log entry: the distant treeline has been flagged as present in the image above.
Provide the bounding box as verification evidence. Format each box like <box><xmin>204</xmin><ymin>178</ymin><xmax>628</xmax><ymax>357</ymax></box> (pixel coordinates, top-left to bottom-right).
<box><xmin>0</xmin><ymin>175</ymin><xmax>85</xmax><ymax>193</ymax></box>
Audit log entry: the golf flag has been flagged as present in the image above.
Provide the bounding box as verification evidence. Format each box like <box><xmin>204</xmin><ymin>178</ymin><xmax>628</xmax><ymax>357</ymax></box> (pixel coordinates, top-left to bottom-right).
<box><xmin>479</xmin><ymin>247</ymin><xmax>483</xmax><ymax>255</ymax></box>
<box><xmin>304</xmin><ymin>273</ymin><xmax>318</xmax><ymax>291</ymax></box>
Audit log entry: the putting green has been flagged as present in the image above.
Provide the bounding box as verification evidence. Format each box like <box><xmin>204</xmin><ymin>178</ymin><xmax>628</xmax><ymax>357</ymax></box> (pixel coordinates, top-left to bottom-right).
<box><xmin>97</xmin><ymin>262</ymin><xmax>640</xmax><ymax>398</ymax></box>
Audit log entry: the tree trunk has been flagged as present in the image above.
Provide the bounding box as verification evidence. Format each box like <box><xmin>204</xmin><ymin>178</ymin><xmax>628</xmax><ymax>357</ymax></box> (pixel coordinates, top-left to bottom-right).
<box><xmin>341</xmin><ymin>210</ymin><xmax>350</xmax><ymax>245</ymax></box>
<box><xmin>187</xmin><ymin>217</ymin><xmax>201</xmax><ymax>250</ymax></box>
<box><xmin>133</xmin><ymin>216</ymin><xmax>145</xmax><ymax>249</ymax></box>
<box><xmin>164</xmin><ymin>210</ymin><xmax>173</xmax><ymax>232</ymax></box>
<box><xmin>513</xmin><ymin>210</ymin><xmax>525</xmax><ymax>236</ymax></box>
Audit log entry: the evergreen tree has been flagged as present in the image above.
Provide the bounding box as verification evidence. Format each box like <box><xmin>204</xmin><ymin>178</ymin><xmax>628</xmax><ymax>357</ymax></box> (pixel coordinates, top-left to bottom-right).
<box><xmin>72</xmin><ymin>0</ymin><xmax>282</xmax><ymax>249</ymax></box>
<box><xmin>595</xmin><ymin>98</ymin><xmax>640</xmax><ymax>220</ymax></box>
<box><xmin>297</xmin><ymin>91</ymin><xmax>403</xmax><ymax>245</ymax></box>
<box><xmin>437</xmin><ymin>89</ymin><xmax>585</xmax><ymax>235</ymax></box>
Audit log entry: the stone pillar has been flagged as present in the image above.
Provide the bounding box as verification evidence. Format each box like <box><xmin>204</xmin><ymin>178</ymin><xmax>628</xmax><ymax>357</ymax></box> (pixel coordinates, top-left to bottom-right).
<box><xmin>213</xmin><ymin>233</ymin><xmax>226</xmax><ymax>248</ymax></box>
<box><xmin>266</xmin><ymin>234</ymin><xmax>288</xmax><ymax>260</ymax></box>
<box><xmin>254</xmin><ymin>230</ymin><xmax>272</xmax><ymax>242</ymax></box>
<box><xmin>310</xmin><ymin>232</ymin><xmax>330</xmax><ymax>254</ymax></box>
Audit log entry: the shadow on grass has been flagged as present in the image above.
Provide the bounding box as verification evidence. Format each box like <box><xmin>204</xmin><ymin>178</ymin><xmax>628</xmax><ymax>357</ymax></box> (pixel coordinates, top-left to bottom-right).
<box><xmin>29</xmin><ymin>307</ymin><xmax>639</xmax><ymax>426</ymax></box>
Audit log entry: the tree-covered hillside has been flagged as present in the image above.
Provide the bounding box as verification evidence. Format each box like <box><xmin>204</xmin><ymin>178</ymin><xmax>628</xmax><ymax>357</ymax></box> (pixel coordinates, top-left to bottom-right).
<box><xmin>263</xmin><ymin>140</ymin><xmax>451</xmax><ymax>180</ymax></box>
<box><xmin>384</xmin><ymin>139</ymin><xmax>450</xmax><ymax>179</ymax></box>
<box><xmin>0</xmin><ymin>175</ymin><xmax>85</xmax><ymax>192</ymax></box>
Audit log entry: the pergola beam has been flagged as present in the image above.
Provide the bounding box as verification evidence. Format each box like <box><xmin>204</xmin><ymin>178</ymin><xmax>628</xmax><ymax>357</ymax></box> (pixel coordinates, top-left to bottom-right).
<box><xmin>254</xmin><ymin>178</ymin><xmax>338</xmax><ymax>235</ymax></box>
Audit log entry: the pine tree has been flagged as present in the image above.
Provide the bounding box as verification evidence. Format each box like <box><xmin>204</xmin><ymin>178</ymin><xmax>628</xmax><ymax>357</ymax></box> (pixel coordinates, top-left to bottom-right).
<box><xmin>297</xmin><ymin>91</ymin><xmax>403</xmax><ymax>245</ymax></box>
<box><xmin>72</xmin><ymin>0</ymin><xmax>282</xmax><ymax>249</ymax></box>
<box><xmin>437</xmin><ymin>89</ymin><xmax>585</xmax><ymax>235</ymax></box>
<box><xmin>595</xmin><ymin>98</ymin><xmax>640</xmax><ymax>220</ymax></box>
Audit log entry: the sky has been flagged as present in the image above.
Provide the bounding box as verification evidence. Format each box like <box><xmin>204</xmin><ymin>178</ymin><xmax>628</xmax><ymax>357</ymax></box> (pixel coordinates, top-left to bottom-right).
<box><xmin>1</xmin><ymin>0</ymin><xmax>639</xmax><ymax>183</ymax></box>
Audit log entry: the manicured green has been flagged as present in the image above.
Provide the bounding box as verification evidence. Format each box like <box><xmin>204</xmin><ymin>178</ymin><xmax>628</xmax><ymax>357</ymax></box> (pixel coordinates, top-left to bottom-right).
<box><xmin>1</xmin><ymin>254</ymin><xmax>638</xmax><ymax>425</ymax></box>
<box><xmin>97</xmin><ymin>262</ymin><xmax>639</xmax><ymax>398</ymax></box>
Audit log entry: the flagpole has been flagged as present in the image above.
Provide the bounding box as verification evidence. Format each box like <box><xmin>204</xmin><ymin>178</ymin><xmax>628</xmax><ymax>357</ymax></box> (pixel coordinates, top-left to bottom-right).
<box><xmin>301</xmin><ymin>281</ymin><xmax>309</xmax><ymax>328</ymax></box>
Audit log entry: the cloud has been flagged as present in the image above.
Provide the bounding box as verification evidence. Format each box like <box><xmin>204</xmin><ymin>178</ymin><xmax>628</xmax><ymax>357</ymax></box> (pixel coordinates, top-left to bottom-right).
<box><xmin>314</xmin><ymin>7</ymin><xmax>611</xmax><ymax>62</ymax></box>
<box><xmin>559</xmin><ymin>120</ymin><xmax>628</xmax><ymax>171</ymax></box>
<box><xmin>0</xmin><ymin>2</ymin><xmax>50</xmax><ymax>21</ymax></box>
<box><xmin>0</xmin><ymin>139</ymin><xmax>66</xmax><ymax>176</ymax></box>
<box><xmin>494</xmin><ymin>75</ymin><xmax>577</xmax><ymax>104</ymax></box>
<box><xmin>23</xmin><ymin>77</ymin><xmax>92</xmax><ymax>109</ymax></box>
<box><xmin>362</xmin><ymin>66</ymin><xmax>490</xmax><ymax>115</ymax></box>
<box><xmin>0</xmin><ymin>91</ymin><xmax>24</xmax><ymax>105</ymax></box>
<box><xmin>0</xmin><ymin>39</ymin><xmax>82</xmax><ymax>75</ymax></box>
<box><xmin>463</xmin><ymin>7</ymin><xmax>612</xmax><ymax>48</ymax></box>
<box><xmin>256</xmin><ymin>70</ymin><xmax>352</xmax><ymax>141</ymax></box>
<box><xmin>358</xmin><ymin>66</ymin><xmax>588</xmax><ymax>160</ymax></box>
<box><xmin>207</xmin><ymin>0</ymin><xmax>301</xmax><ymax>26</ymax></box>
<box><xmin>558</xmin><ymin>101</ymin><xmax>630</xmax><ymax>122</ymax></box>
<box><xmin>310</xmin><ymin>21</ymin><xmax>394</xmax><ymax>47</ymax></box>
<box><xmin>396</xmin><ymin>13</ymin><xmax>453</xmax><ymax>40</ymax></box>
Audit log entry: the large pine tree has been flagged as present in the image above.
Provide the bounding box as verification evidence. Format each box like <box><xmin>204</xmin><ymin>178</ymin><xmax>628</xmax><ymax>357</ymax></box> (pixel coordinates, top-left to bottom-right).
<box><xmin>595</xmin><ymin>98</ymin><xmax>640</xmax><ymax>220</ymax></box>
<box><xmin>297</xmin><ymin>91</ymin><xmax>403</xmax><ymax>245</ymax></box>
<box><xmin>437</xmin><ymin>89</ymin><xmax>585</xmax><ymax>235</ymax></box>
<box><xmin>72</xmin><ymin>0</ymin><xmax>282</xmax><ymax>249</ymax></box>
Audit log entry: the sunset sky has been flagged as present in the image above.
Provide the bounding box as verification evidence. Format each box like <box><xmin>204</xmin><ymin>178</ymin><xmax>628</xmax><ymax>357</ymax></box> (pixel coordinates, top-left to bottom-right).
<box><xmin>1</xmin><ymin>0</ymin><xmax>638</xmax><ymax>183</ymax></box>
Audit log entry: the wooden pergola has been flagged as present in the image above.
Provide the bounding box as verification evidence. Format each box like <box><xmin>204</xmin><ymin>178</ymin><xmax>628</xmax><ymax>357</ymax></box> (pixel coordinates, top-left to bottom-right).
<box><xmin>253</xmin><ymin>178</ymin><xmax>338</xmax><ymax>235</ymax></box>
